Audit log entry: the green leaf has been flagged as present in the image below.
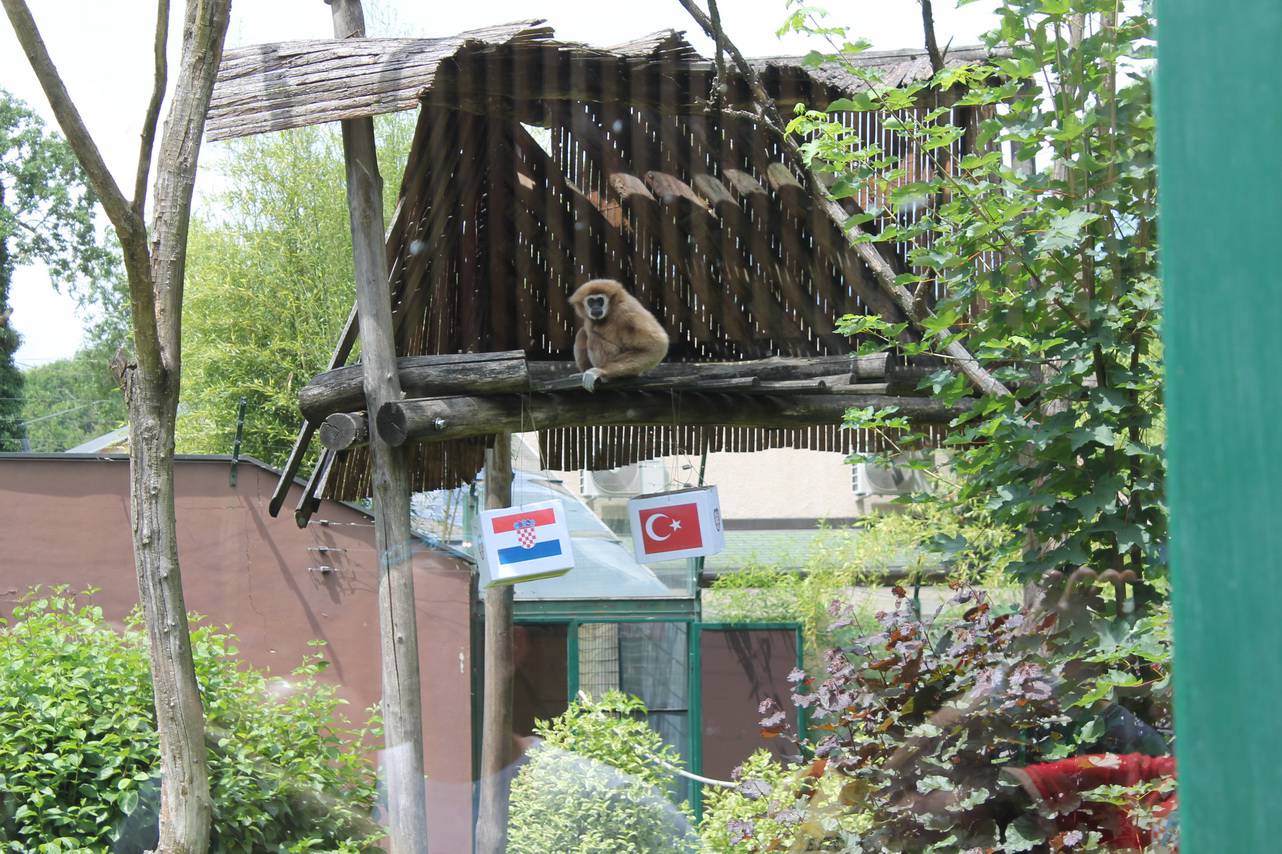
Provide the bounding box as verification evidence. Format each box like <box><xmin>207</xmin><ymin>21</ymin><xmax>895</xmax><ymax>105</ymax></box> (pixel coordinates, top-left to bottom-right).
<box><xmin>826</xmin><ymin>94</ymin><xmax>877</xmax><ymax>113</ymax></box>
<box><xmin>1037</xmin><ymin>209</ymin><xmax>1101</xmax><ymax>253</ymax></box>
<box><xmin>1003</xmin><ymin>816</ymin><xmax>1047</xmax><ymax>851</ymax></box>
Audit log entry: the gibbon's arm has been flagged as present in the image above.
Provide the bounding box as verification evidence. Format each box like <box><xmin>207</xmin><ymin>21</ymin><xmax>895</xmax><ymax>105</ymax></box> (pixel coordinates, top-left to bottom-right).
<box><xmin>580</xmin><ymin>316</ymin><xmax>669</xmax><ymax>392</ymax></box>
<box><xmin>573</xmin><ymin>327</ymin><xmax>592</xmax><ymax>372</ymax></box>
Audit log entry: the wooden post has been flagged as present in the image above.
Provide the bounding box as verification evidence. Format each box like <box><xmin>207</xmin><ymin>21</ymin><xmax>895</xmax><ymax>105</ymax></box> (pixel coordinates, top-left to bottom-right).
<box><xmin>476</xmin><ymin>433</ymin><xmax>515</xmax><ymax>854</ymax></box>
<box><xmin>325</xmin><ymin>1</ymin><xmax>428</xmax><ymax>850</ymax></box>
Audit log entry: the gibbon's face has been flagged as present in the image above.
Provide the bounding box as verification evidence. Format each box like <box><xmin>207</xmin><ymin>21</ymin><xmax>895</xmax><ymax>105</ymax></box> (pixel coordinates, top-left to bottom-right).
<box><xmin>584</xmin><ymin>293</ymin><xmax>610</xmax><ymax>321</ymax></box>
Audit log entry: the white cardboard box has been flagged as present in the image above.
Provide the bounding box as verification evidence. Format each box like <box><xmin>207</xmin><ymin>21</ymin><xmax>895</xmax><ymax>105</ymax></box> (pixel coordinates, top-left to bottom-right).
<box><xmin>479</xmin><ymin>499</ymin><xmax>575</xmax><ymax>586</ymax></box>
<box><xmin>627</xmin><ymin>485</ymin><xmax>725</xmax><ymax>563</ymax></box>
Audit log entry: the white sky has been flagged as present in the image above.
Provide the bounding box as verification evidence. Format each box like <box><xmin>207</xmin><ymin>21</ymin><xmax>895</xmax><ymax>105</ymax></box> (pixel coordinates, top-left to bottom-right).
<box><xmin>2</xmin><ymin>0</ymin><xmax>999</xmax><ymax>368</ymax></box>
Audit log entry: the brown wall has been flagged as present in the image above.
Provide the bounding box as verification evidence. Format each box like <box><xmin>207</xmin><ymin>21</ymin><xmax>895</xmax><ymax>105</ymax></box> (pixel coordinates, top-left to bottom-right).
<box><xmin>699</xmin><ymin>628</ymin><xmax>799</xmax><ymax>779</ymax></box>
<box><xmin>0</xmin><ymin>454</ymin><xmax>475</xmax><ymax>852</ymax></box>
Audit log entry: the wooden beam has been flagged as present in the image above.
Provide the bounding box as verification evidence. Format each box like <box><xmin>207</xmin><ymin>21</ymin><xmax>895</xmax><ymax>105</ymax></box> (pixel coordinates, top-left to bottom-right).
<box><xmin>318</xmin><ymin>411</ymin><xmax>367</xmax><ymax>451</ymax></box>
<box><xmin>298</xmin><ymin>352</ymin><xmax>896</xmax><ymax>423</ymax></box>
<box><xmin>378</xmin><ymin>390</ymin><xmax>961</xmax><ymax>446</ymax></box>
<box><xmin>528</xmin><ymin>353</ymin><xmax>891</xmax><ymax>389</ymax></box>
<box><xmin>270</xmin><ymin>301</ymin><xmax>360</xmax><ymax>516</ymax></box>
<box><xmin>327</xmin><ymin>3</ymin><xmax>427</xmax><ymax>852</ymax></box>
<box><xmin>476</xmin><ymin>433</ymin><xmax>515</xmax><ymax>854</ymax></box>
<box><xmin>300</xmin><ymin>350</ymin><xmax>528</xmax><ymax>423</ymax></box>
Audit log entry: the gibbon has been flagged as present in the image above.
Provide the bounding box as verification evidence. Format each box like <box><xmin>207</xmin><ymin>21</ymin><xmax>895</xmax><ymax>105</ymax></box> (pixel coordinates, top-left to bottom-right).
<box><xmin>569</xmin><ymin>279</ymin><xmax>669</xmax><ymax>392</ymax></box>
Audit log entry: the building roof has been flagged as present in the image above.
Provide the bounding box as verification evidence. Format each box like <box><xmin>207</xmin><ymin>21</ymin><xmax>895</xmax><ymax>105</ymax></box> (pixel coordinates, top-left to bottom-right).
<box><xmin>207</xmin><ymin>23</ymin><xmax>1000</xmax><ymax>505</ymax></box>
<box><xmin>64</xmin><ymin>426</ymin><xmax>129</xmax><ymax>453</ymax></box>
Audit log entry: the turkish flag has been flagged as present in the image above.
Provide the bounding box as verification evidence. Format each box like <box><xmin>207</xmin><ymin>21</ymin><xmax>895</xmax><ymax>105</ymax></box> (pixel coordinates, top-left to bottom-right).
<box><xmin>637</xmin><ymin>502</ymin><xmax>703</xmax><ymax>555</ymax></box>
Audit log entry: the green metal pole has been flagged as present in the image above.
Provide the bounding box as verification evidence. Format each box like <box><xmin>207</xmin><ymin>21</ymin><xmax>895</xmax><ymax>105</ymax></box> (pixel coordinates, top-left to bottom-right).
<box><xmin>566</xmin><ymin>620</ymin><xmax>580</xmax><ymax>702</ymax></box>
<box><xmin>1156</xmin><ymin>2</ymin><xmax>1282</xmax><ymax>850</ymax></box>
<box><xmin>688</xmin><ymin>622</ymin><xmax>703</xmax><ymax>818</ymax></box>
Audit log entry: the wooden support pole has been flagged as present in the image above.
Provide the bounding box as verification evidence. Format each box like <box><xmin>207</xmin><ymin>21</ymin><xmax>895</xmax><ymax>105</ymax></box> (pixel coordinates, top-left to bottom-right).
<box><xmin>326</xmin><ymin>1</ymin><xmax>428</xmax><ymax>850</ymax></box>
<box><xmin>476</xmin><ymin>433</ymin><xmax>515</xmax><ymax>854</ymax></box>
<box><xmin>378</xmin><ymin>391</ymin><xmax>962</xmax><ymax>447</ymax></box>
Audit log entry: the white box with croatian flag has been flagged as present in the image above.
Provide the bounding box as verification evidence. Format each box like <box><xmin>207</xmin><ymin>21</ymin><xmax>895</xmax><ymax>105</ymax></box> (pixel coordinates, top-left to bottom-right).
<box><xmin>479</xmin><ymin>499</ymin><xmax>575</xmax><ymax>586</ymax></box>
<box><xmin>627</xmin><ymin>485</ymin><xmax>725</xmax><ymax>563</ymax></box>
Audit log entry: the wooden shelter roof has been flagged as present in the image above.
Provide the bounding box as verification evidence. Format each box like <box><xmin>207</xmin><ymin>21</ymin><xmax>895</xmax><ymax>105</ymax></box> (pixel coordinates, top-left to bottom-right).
<box><xmin>208</xmin><ymin>22</ymin><xmax>992</xmax><ymax>140</ymax></box>
<box><xmin>206</xmin><ymin>24</ymin><xmax>1000</xmax><ymax>508</ymax></box>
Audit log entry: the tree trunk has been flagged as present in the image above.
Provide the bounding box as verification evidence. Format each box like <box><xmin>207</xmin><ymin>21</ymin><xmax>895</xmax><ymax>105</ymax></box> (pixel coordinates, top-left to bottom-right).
<box><xmin>4</xmin><ymin>0</ymin><xmax>232</xmax><ymax>849</ymax></box>
<box><xmin>121</xmin><ymin>364</ymin><xmax>212</xmax><ymax>852</ymax></box>
<box><xmin>475</xmin><ymin>433</ymin><xmax>515</xmax><ymax>854</ymax></box>
<box><xmin>327</xmin><ymin>2</ymin><xmax>429</xmax><ymax>850</ymax></box>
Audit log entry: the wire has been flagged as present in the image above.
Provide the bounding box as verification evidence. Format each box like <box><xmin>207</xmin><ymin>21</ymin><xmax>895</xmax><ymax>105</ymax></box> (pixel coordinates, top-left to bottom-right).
<box><xmin>18</xmin><ymin>399</ymin><xmax>115</xmax><ymax>426</ymax></box>
<box><xmin>0</xmin><ymin>395</ymin><xmax>117</xmax><ymax>402</ymax></box>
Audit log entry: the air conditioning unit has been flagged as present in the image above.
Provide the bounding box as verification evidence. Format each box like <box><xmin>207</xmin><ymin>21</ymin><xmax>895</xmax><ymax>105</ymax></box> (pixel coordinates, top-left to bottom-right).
<box><xmin>851</xmin><ymin>461</ymin><xmax>928</xmax><ymax>497</ymax></box>
<box><xmin>581</xmin><ymin>460</ymin><xmax>670</xmax><ymax>498</ymax></box>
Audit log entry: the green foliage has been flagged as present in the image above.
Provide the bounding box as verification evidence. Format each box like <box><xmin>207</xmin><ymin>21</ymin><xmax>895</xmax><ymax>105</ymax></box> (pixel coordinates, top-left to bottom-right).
<box><xmin>0</xmin><ymin>202</ymin><xmax>18</xmax><ymax>451</ymax></box>
<box><xmin>19</xmin><ymin>343</ymin><xmax>126</xmax><ymax>451</ymax></box>
<box><xmin>0</xmin><ymin>90</ymin><xmax>116</xmax><ymax>451</ymax></box>
<box><xmin>0</xmin><ymin>91</ymin><xmax>112</xmax><ymax>285</ymax></box>
<box><xmin>705</xmin><ymin>505</ymin><xmax>1015</xmax><ymax>661</ymax></box>
<box><xmin>506</xmin><ymin>692</ymin><xmax>697</xmax><ymax>854</ymax></box>
<box><xmin>785</xmin><ymin>2</ymin><xmax>1165</xmax><ymax>586</ymax></box>
<box><xmin>700</xmin><ymin>749</ymin><xmax>871</xmax><ymax>853</ymax></box>
<box><xmin>178</xmin><ymin>115</ymin><xmax>413</xmax><ymax>467</ymax></box>
<box><xmin>0</xmin><ymin>590</ymin><xmax>381</xmax><ymax>852</ymax></box>
<box><xmin>739</xmin><ymin>584</ymin><xmax>1172</xmax><ymax>852</ymax></box>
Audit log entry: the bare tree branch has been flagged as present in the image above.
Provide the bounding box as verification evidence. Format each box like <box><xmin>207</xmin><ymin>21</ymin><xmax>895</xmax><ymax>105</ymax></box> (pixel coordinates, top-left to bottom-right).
<box><xmin>149</xmin><ymin>0</ymin><xmax>230</xmax><ymax>367</ymax></box>
<box><xmin>708</xmin><ymin>0</ymin><xmax>727</xmax><ymax>106</ymax></box>
<box><xmin>920</xmin><ymin>0</ymin><xmax>945</xmax><ymax>74</ymax></box>
<box><xmin>1</xmin><ymin>0</ymin><xmax>135</xmax><ymax>233</ymax></box>
<box><xmin>675</xmin><ymin>0</ymin><xmax>1012</xmax><ymax>397</ymax></box>
<box><xmin>1</xmin><ymin>0</ymin><xmax>162</xmax><ymax>377</ymax></box>
<box><xmin>135</xmin><ymin>0</ymin><xmax>171</xmax><ymax>214</ymax></box>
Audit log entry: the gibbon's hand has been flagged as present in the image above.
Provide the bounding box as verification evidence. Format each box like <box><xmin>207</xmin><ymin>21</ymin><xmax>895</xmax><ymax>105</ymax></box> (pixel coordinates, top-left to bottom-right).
<box><xmin>581</xmin><ymin>367</ymin><xmax>604</xmax><ymax>392</ymax></box>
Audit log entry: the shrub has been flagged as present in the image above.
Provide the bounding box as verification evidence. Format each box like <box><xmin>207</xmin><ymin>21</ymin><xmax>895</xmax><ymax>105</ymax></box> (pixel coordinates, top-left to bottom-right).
<box><xmin>738</xmin><ymin>582</ymin><xmax>1173</xmax><ymax>853</ymax></box>
<box><xmin>699</xmin><ymin>749</ymin><xmax>871</xmax><ymax>853</ymax></box>
<box><xmin>506</xmin><ymin>692</ymin><xmax>696</xmax><ymax>854</ymax></box>
<box><xmin>0</xmin><ymin>589</ymin><xmax>381</xmax><ymax>853</ymax></box>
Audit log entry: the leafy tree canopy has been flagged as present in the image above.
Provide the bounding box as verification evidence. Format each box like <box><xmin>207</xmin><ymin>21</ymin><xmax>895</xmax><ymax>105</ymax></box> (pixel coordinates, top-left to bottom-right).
<box><xmin>19</xmin><ymin>342</ymin><xmax>127</xmax><ymax>452</ymax></box>
<box><xmin>177</xmin><ymin>115</ymin><xmax>413</xmax><ymax>467</ymax></box>
<box><xmin>785</xmin><ymin>0</ymin><xmax>1163</xmax><ymax>590</ymax></box>
<box><xmin>0</xmin><ymin>89</ymin><xmax>116</xmax><ymax>450</ymax></box>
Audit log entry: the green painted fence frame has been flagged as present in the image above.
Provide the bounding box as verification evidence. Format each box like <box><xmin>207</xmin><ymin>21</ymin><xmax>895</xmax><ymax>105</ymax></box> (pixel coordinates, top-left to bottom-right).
<box><xmin>509</xmin><ymin>609</ymin><xmax>804</xmax><ymax>820</ymax></box>
<box><xmin>1157</xmin><ymin>2</ymin><xmax>1282</xmax><ymax>850</ymax></box>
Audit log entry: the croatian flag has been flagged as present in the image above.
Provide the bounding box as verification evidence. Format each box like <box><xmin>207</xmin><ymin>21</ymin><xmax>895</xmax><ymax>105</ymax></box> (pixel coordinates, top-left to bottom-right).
<box><xmin>479</xmin><ymin>499</ymin><xmax>575</xmax><ymax>586</ymax></box>
<box><xmin>628</xmin><ymin>486</ymin><xmax>725</xmax><ymax>563</ymax></box>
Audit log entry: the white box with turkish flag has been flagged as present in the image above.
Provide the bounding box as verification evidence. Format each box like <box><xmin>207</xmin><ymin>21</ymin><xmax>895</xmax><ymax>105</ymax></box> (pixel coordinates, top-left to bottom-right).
<box><xmin>627</xmin><ymin>485</ymin><xmax>725</xmax><ymax>563</ymax></box>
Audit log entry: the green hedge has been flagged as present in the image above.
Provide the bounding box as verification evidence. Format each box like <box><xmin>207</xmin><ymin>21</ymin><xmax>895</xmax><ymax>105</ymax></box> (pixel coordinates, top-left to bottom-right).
<box><xmin>0</xmin><ymin>589</ymin><xmax>381</xmax><ymax>853</ymax></box>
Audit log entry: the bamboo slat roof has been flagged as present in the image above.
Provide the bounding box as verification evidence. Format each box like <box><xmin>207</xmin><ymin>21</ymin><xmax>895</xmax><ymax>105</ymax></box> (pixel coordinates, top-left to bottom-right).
<box><xmin>206</xmin><ymin>24</ymin><xmax>1000</xmax><ymax>503</ymax></box>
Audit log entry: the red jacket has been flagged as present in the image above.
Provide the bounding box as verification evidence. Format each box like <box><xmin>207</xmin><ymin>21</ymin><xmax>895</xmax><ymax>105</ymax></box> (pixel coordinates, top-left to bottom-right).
<box><xmin>1010</xmin><ymin>753</ymin><xmax>1176</xmax><ymax>850</ymax></box>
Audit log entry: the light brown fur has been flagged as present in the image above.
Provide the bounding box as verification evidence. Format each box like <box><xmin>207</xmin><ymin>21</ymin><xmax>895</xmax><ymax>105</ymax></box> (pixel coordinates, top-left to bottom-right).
<box><xmin>569</xmin><ymin>279</ymin><xmax>669</xmax><ymax>391</ymax></box>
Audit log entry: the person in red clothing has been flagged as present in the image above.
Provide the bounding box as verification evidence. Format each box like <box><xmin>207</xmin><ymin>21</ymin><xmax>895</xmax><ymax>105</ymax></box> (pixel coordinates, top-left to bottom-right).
<box><xmin>1003</xmin><ymin>753</ymin><xmax>1178</xmax><ymax>851</ymax></box>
